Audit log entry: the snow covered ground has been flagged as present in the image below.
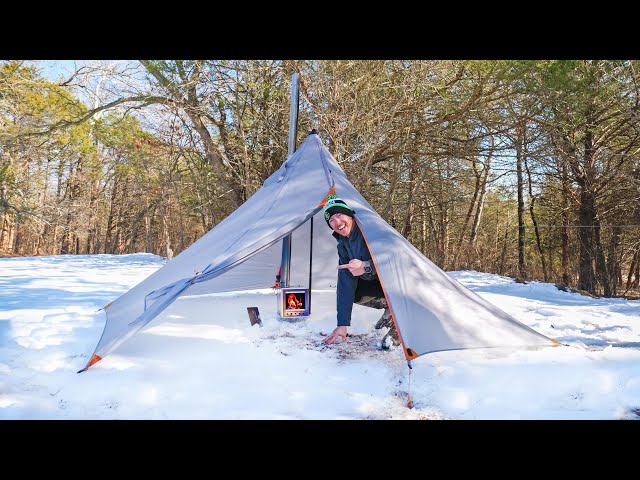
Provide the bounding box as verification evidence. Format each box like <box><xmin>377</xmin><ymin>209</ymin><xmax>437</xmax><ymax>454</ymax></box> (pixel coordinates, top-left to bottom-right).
<box><xmin>1</xmin><ymin>253</ymin><xmax>639</xmax><ymax>420</ymax></box>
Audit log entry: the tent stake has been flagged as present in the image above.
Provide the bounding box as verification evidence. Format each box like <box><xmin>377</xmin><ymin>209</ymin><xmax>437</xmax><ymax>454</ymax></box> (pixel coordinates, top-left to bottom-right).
<box><xmin>407</xmin><ymin>361</ymin><xmax>413</xmax><ymax>409</ymax></box>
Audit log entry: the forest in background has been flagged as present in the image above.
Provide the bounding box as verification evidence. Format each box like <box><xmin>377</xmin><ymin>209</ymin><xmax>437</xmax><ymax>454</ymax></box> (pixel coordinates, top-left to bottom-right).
<box><xmin>1</xmin><ymin>60</ymin><xmax>639</xmax><ymax>298</ymax></box>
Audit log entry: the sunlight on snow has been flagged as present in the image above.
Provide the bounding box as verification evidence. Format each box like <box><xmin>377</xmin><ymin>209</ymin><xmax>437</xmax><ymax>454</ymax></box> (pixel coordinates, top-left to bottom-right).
<box><xmin>143</xmin><ymin>322</ymin><xmax>250</xmax><ymax>344</ymax></box>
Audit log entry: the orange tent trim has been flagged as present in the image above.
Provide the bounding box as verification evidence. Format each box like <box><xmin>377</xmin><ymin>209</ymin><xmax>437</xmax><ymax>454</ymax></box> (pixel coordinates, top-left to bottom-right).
<box><xmin>318</xmin><ymin>186</ymin><xmax>336</xmax><ymax>207</ymax></box>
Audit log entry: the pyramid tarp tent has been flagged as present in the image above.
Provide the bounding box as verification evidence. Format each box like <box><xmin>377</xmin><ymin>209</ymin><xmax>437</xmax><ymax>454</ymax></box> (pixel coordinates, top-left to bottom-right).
<box><xmin>80</xmin><ymin>132</ymin><xmax>558</xmax><ymax>372</ymax></box>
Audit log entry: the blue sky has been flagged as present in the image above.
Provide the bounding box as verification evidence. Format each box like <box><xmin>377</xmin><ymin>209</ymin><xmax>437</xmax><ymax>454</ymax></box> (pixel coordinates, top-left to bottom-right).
<box><xmin>32</xmin><ymin>60</ymin><xmax>80</xmax><ymax>82</ymax></box>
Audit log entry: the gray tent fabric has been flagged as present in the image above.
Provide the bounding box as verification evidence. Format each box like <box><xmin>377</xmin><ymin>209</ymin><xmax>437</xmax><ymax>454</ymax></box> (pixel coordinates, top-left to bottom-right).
<box><xmin>80</xmin><ymin>132</ymin><xmax>558</xmax><ymax>371</ymax></box>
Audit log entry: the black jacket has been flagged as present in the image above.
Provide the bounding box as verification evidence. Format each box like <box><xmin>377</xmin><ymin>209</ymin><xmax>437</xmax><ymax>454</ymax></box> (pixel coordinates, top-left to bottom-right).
<box><xmin>333</xmin><ymin>220</ymin><xmax>381</xmax><ymax>326</ymax></box>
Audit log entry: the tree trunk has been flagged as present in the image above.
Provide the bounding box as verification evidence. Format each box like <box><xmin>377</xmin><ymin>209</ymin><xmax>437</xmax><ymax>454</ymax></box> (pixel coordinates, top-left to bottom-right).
<box><xmin>525</xmin><ymin>157</ymin><xmax>547</xmax><ymax>281</ymax></box>
<box><xmin>577</xmin><ymin>188</ymin><xmax>597</xmax><ymax>293</ymax></box>
<box><xmin>516</xmin><ymin>129</ymin><xmax>526</xmax><ymax>279</ymax></box>
<box><xmin>0</xmin><ymin>213</ymin><xmax>9</xmax><ymax>253</ymax></box>
<box><xmin>468</xmin><ymin>161</ymin><xmax>489</xmax><ymax>254</ymax></box>
<box><xmin>12</xmin><ymin>213</ymin><xmax>21</xmax><ymax>254</ymax></box>
<box><xmin>561</xmin><ymin>160</ymin><xmax>570</xmax><ymax>286</ymax></box>
<box><xmin>104</xmin><ymin>177</ymin><xmax>119</xmax><ymax>254</ymax></box>
<box><xmin>163</xmin><ymin>217</ymin><xmax>173</xmax><ymax>260</ymax></box>
<box><xmin>593</xmin><ymin>216</ymin><xmax>612</xmax><ymax>297</ymax></box>
<box><xmin>627</xmin><ymin>249</ymin><xmax>639</xmax><ymax>290</ymax></box>
<box><xmin>453</xmin><ymin>151</ymin><xmax>491</xmax><ymax>270</ymax></box>
<box><xmin>575</xmin><ymin>122</ymin><xmax>599</xmax><ymax>294</ymax></box>
<box><xmin>423</xmin><ymin>192</ymin><xmax>448</xmax><ymax>269</ymax></box>
<box><xmin>605</xmin><ymin>226</ymin><xmax>621</xmax><ymax>296</ymax></box>
<box><xmin>159</xmin><ymin>194</ymin><xmax>174</xmax><ymax>261</ymax></box>
<box><xmin>440</xmin><ymin>203</ymin><xmax>450</xmax><ymax>270</ymax></box>
<box><xmin>145</xmin><ymin>212</ymin><xmax>153</xmax><ymax>253</ymax></box>
<box><xmin>125</xmin><ymin>209</ymin><xmax>146</xmax><ymax>253</ymax></box>
<box><xmin>85</xmin><ymin>178</ymin><xmax>100</xmax><ymax>255</ymax></box>
<box><xmin>497</xmin><ymin>226</ymin><xmax>510</xmax><ymax>275</ymax></box>
<box><xmin>60</xmin><ymin>211</ymin><xmax>73</xmax><ymax>254</ymax></box>
<box><xmin>452</xmin><ymin>185</ymin><xmax>478</xmax><ymax>269</ymax></box>
<box><xmin>400</xmin><ymin>162</ymin><xmax>427</xmax><ymax>238</ymax></box>
<box><xmin>94</xmin><ymin>221</ymin><xmax>102</xmax><ymax>255</ymax></box>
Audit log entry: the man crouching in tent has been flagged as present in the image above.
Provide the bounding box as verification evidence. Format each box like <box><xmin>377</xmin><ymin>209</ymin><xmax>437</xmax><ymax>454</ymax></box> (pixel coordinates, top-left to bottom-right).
<box><xmin>321</xmin><ymin>196</ymin><xmax>400</xmax><ymax>350</ymax></box>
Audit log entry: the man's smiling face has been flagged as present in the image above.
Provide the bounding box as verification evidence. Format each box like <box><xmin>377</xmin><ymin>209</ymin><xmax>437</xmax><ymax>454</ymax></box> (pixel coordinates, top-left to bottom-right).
<box><xmin>328</xmin><ymin>213</ymin><xmax>354</xmax><ymax>237</ymax></box>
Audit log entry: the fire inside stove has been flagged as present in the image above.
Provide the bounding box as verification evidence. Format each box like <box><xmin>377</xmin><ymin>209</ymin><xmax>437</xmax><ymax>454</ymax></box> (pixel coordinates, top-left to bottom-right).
<box><xmin>279</xmin><ymin>288</ymin><xmax>310</xmax><ymax>317</ymax></box>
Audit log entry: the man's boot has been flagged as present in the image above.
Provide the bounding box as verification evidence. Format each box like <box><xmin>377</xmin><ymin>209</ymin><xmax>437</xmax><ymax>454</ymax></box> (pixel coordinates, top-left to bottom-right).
<box><xmin>374</xmin><ymin>307</ymin><xmax>392</xmax><ymax>330</ymax></box>
<box><xmin>381</xmin><ymin>322</ymin><xmax>400</xmax><ymax>350</ymax></box>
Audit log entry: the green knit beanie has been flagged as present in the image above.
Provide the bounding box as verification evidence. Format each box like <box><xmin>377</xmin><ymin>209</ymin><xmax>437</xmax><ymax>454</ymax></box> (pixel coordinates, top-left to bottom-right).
<box><xmin>323</xmin><ymin>195</ymin><xmax>354</xmax><ymax>226</ymax></box>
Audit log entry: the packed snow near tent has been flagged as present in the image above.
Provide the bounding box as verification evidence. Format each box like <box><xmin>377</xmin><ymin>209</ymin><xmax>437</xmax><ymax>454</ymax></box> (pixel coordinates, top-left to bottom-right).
<box><xmin>1</xmin><ymin>253</ymin><xmax>640</xmax><ymax>420</ymax></box>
